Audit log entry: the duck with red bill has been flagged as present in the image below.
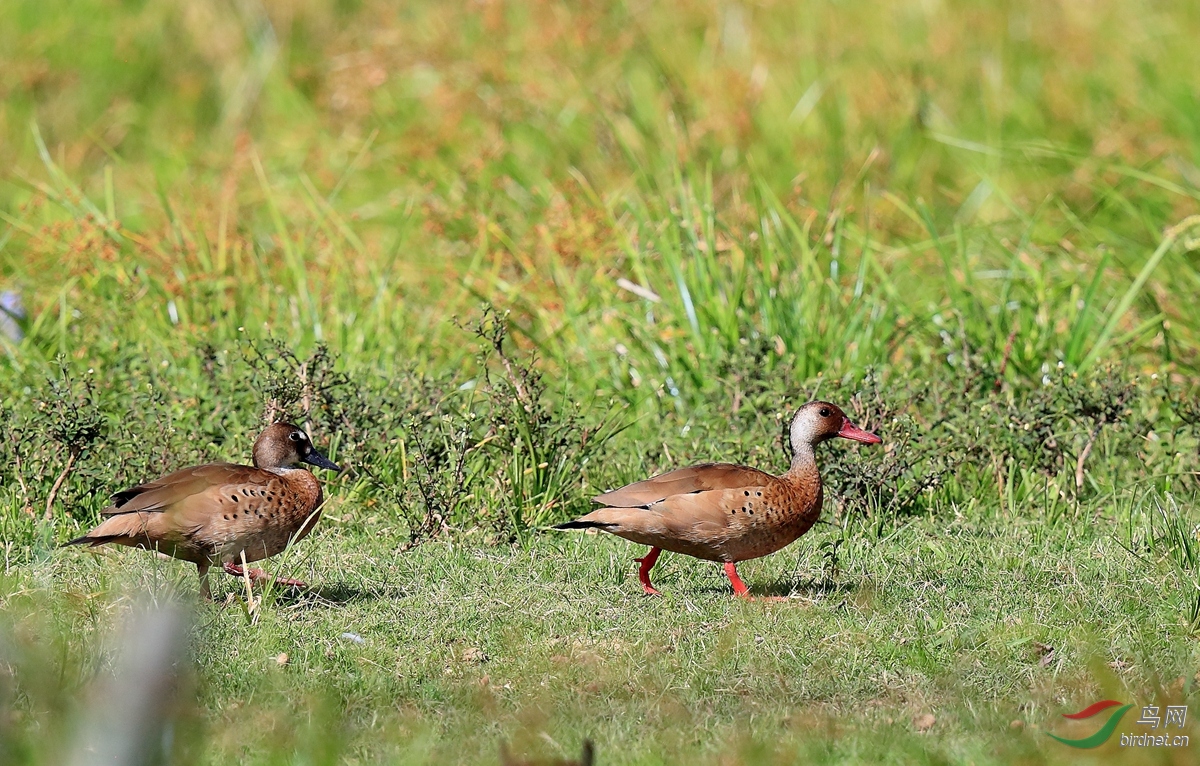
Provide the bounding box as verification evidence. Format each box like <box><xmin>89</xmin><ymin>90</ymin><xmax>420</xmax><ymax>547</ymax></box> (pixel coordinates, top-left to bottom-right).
<box><xmin>555</xmin><ymin>401</ymin><xmax>881</xmax><ymax>599</ymax></box>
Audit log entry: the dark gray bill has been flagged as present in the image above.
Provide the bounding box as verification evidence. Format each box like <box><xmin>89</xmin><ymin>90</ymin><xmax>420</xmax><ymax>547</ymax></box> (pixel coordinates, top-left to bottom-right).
<box><xmin>303</xmin><ymin>449</ymin><xmax>341</xmax><ymax>472</ymax></box>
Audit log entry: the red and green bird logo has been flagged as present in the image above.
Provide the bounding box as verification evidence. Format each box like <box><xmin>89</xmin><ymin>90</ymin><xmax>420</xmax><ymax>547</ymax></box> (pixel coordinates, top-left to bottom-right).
<box><xmin>1048</xmin><ymin>700</ymin><xmax>1132</xmax><ymax>749</ymax></box>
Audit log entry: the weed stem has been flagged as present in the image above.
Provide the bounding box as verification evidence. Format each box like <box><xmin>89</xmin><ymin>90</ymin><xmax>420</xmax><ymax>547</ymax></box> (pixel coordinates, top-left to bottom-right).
<box><xmin>1075</xmin><ymin>425</ymin><xmax>1101</xmax><ymax>490</ymax></box>
<box><xmin>43</xmin><ymin>445</ymin><xmax>80</xmax><ymax>522</ymax></box>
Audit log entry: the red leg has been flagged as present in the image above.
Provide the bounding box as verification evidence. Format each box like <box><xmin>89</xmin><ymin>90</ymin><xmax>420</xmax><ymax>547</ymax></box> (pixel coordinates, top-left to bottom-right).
<box><xmin>635</xmin><ymin>547</ymin><xmax>663</xmax><ymax>596</ymax></box>
<box><xmin>723</xmin><ymin>562</ymin><xmax>788</xmax><ymax>601</ymax></box>
<box><xmin>723</xmin><ymin>562</ymin><xmax>752</xmax><ymax>598</ymax></box>
<box><xmin>223</xmin><ymin>562</ymin><xmax>307</xmax><ymax>588</ymax></box>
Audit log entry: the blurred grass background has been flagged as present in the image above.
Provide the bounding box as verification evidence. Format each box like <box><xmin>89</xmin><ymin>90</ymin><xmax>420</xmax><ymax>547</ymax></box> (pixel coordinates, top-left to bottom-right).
<box><xmin>3</xmin><ymin>0</ymin><xmax>1200</xmax><ymax>374</ymax></box>
<box><xmin>3</xmin><ymin>0</ymin><xmax>1200</xmax><ymax>763</ymax></box>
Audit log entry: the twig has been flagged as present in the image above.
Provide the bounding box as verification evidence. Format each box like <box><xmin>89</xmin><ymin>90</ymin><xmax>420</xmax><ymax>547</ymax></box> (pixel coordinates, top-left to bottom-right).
<box><xmin>298</xmin><ymin>359</ymin><xmax>313</xmax><ymax>436</ymax></box>
<box><xmin>44</xmin><ymin>445</ymin><xmax>80</xmax><ymax>522</ymax></box>
<box><xmin>995</xmin><ymin>456</ymin><xmax>1006</xmax><ymax>514</ymax></box>
<box><xmin>615</xmin><ymin>277</ymin><xmax>661</xmax><ymax>303</ymax></box>
<box><xmin>475</xmin><ymin>308</ymin><xmax>531</xmax><ymax>407</ymax></box>
<box><xmin>13</xmin><ymin>452</ymin><xmax>32</xmax><ymax>516</ymax></box>
<box><xmin>264</xmin><ymin>397</ymin><xmax>280</xmax><ymax>425</ymax></box>
<box><xmin>240</xmin><ymin>550</ymin><xmax>258</xmax><ymax>621</ymax></box>
<box><xmin>1075</xmin><ymin>424</ymin><xmax>1101</xmax><ymax>490</ymax></box>
<box><xmin>495</xmin><ymin>347</ymin><xmax>530</xmax><ymax>409</ymax></box>
<box><xmin>403</xmin><ymin>424</ymin><xmax>468</xmax><ymax>545</ymax></box>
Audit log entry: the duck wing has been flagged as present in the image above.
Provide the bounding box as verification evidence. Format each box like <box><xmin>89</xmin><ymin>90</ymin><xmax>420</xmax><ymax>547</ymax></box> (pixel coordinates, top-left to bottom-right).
<box><xmin>105</xmin><ymin>463</ymin><xmax>260</xmax><ymax>515</ymax></box>
<box><xmin>68</xmin><ymin>464</ymin><xmax>280</xmax><ymax>551</ymax></box>
<box><xmin>592</xmin><ymin>463</ymin><xmax>774</xmax><ymax>507</ymax></box>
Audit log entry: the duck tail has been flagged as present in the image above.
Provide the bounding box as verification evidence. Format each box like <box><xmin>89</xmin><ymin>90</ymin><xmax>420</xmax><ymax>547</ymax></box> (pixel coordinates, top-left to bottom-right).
<box><xmin>60</xmin><ymin>531</ymin><xmax>137</xmax><ymax>548</ymax></box>
<box><xmin>60</xmin><ymin>533</ymin><xmax>106</xmax><ymax>548</ymax></box>
<box><xmin>60</xmin><ymin>514</ymin><xmax>148</xmax><ymax>548</ymax></box>
<box><xmin>552</xmin><ymin>519</ymin><xmax>616</xmax><ymax>531</ymax></box>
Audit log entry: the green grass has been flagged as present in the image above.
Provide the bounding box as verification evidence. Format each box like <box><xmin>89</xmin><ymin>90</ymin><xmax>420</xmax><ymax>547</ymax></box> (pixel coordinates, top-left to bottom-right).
<box><xmin>4</xmin><ymin>0</ymin><xmax>1200</xmax><ymax>762</ymax></box>
<box><xmin>5</xmin><ymin>509</ymin><xmax>1199</xmax><ymax>764</ymax></box>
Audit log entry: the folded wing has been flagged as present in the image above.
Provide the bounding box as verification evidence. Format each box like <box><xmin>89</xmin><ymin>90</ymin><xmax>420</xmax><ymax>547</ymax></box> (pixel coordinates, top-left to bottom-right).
<box><xmin>593</xmin><ymin>463</ymin><xmax>774</xmax><ymax>507</ymax></box>
<box><xmin>105</xmin><ymin>463</ymin><xmax>259</xmax><ymax>515</ymax></box>
<box><xmin>68</xmin><ymin>464</ymin><xmax>279</xmax><ymax>552</ymax></box>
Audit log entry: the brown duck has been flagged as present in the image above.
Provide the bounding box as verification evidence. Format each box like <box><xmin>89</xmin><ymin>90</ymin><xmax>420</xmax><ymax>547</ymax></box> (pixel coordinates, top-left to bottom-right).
<box><xmin>63</xmin><ymin>422</ymin><xmax>340</xmax><ymax>598</ymax></box>
<box><xmin>556</xmin><ymin>401</ymin><xmax>880</xmax><ymax>598</ymax></box>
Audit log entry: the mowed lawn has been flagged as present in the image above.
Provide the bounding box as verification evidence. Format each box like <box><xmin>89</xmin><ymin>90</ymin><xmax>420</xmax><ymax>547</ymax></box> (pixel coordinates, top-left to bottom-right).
<box><xmin>3</xmin><ymin>0</ymin><xmax>1200</xmax><ymax>763</ymax></box>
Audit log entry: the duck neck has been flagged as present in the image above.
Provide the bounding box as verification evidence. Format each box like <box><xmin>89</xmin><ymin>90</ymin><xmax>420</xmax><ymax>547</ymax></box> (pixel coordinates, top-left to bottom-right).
<box><xmin>785</xmin><ymin>443</ymin><xmax>818</xmax><ymax>481</ymax></box>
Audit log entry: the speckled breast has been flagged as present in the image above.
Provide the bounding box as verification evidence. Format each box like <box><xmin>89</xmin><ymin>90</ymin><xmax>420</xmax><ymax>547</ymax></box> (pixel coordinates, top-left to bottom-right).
<box><xmin>718</xmin><ymin>479</ymin><xmax>823</xmax><ymax>562</ymax></box>
<box><xmin>216</xmin><ymin>471</ymin><xmax>324</xmax><ymax>564</ymax></box>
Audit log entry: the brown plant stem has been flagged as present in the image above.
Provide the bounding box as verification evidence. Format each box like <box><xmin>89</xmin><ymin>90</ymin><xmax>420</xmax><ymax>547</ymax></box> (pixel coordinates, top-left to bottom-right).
<box><xmin>1075</xmin><ymin>424</ymin><xmax>1101</xmax><ymax>490</ymax></box>
<box><xmin>495</xmin><ymin>348</ymin><xmax>530</xmax><ymax>409</ymax></box>
<box><xmin>14</xmin><ymin>453</ymin><xmax>32</xmax><ymax>516</ymax></box>
<box><xmin>44</xmin><ymin>445</ymin><xmax>80</xmax><ymax>522</ymax></box>
<box><xmin>299</xmin><ymin>360</ymin><xmax>313</xmax><ymax>436</ymax></box>
<box><xmin>264</xmin><ymin>397</ymin><xmax>280</xmax><ymax>425</ymax></box>
<box><xmin>240</xmin><ymin>550</ymin><xmax>258</xmax><ymax>622</ymax></box>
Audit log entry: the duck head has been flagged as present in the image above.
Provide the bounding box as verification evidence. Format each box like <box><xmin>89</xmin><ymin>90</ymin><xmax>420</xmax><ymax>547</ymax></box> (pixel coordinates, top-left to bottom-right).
<box><xmin>252</xmin><ymin>422</ymin><xmax>342</xmax><ymax>472</ymax></box>
<box><xmin>788</xmin><ymin>401</ymin><xmax>882</xmax><ymax>454</ymax></box>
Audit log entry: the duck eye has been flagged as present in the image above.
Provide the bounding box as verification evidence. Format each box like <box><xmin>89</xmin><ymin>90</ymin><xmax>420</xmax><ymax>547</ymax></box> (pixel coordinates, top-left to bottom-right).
<box><xmin>819</xmin><ymin>407</ymin><xmax>831</xmax><ymax>418</ymax></box>
<box><xmin>289</xmin><ymin>432</ymin><xmax>301</xmax><ymax>442</ymax></box>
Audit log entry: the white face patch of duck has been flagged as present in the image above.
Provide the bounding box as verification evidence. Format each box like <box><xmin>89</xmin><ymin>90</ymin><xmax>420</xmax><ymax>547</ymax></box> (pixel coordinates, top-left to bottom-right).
<box><xmin>788</xmin><ymin>402</ymin><xmax>881</xmax><ymax>451</ymax></box>
<box><xmin>789</xmin><ymin>404</ymin><xmax>838</xmax><ymax>452</ymax></box>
